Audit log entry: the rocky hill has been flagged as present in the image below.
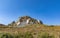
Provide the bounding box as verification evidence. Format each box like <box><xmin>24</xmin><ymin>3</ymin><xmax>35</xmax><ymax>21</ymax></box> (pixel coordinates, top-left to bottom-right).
<box><xmin>0</xmin><ymin>24</ymin><xmax>6</xmax><ymax>27</ymax></box>
<box><xmin>0</xmin><ymin>16</ymin><xmax>60</xmax><ymax>38</ymax></box>
<box><xmin>8</xmin><ymin>16</ymin><xmax>43</xmax><ymax>27</ymax></box>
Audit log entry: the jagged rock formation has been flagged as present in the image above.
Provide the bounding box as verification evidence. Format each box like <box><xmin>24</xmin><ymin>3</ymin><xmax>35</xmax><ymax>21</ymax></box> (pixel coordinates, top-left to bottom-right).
<box><xmin>8</xmin><ymin>16</ymin><xmax>43</xmax><ymax>27</ymax></box>
<box><xmin>8</xmin><ymin>21</ymin><xmax>16</xmax><ymax>27</ymax></box>
<box><xmin>16</xmin><ymin>16</ymin><xmax>43</xmax><ymax>26</ymax></box>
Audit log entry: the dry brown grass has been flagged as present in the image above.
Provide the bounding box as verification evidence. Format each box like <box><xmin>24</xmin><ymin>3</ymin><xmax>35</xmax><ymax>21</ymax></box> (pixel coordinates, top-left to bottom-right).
<box><xmin>0</xmin><ymin>24</ymin><xmax>60</xmax><ymax>38</ymax></box>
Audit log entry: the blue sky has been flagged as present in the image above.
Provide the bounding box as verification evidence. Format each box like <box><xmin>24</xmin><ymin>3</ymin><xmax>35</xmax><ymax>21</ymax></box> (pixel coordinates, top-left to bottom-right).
<box><xmin>0</xmin><ymin>0</ymin><xmax>60</xmax><ymax>25</ymax></box>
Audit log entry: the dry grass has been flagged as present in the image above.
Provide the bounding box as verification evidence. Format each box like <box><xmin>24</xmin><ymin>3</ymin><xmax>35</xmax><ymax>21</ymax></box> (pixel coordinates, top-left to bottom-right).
<box><xmin>0</xmin><ymin>24</ymin><xmax>60</xmax><ymax>38</ymax></box>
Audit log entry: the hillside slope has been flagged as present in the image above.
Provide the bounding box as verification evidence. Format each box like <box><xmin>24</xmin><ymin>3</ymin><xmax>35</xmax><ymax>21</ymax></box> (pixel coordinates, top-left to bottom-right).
<box><xmin>0</xmin><ymin>24</ymin><xmax>60</xmax><ymax>38</ymax></box>
<box><xmin>0</xmin><ymin>16</ymin><xmax>60</xmax><ymax>38</ymax></box>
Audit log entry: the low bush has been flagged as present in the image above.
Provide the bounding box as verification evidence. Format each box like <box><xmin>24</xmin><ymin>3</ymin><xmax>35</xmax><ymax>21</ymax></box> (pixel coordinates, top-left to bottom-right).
<box><xmin>1</xmin><ymin>33</ymin><xmax>13</xmax><ymax>38</ymax></box>
<box><xmin>37</xmin><ymin>32</ymin><xmax>55</xmax><ymax>38</ymax></box>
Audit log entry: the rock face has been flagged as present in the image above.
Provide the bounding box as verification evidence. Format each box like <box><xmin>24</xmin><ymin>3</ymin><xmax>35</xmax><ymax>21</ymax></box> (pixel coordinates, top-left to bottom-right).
<box><xmin>8</xmin><ymin>16</ymin><xmax>43</xmax><ymax>27</ymax></box>
<box><xmin>16</xmin><ymin>16</ymin><xmax>43</xmax><ymax>26</ymax></box>
<box><xmin>0</xmin><ymin>24</ymin><xmax>6</xmax><ymax>27</ymax></box>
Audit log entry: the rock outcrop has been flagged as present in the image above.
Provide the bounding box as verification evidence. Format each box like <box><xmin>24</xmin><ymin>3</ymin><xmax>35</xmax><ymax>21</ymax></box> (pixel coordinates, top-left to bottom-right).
<box><xmin>0</xmin><ymin>24</ymin><xmax>6</xmax><ymax>27</ymax></box>
<box><xmin>8</xmin><ymin>16</ymin><xmax>43</xmax><ymax>27</ymax></box>
<box><xmin>16</xmin><ymin>16</ymin><xmax>43</xmax><ymax>26</ymax></box>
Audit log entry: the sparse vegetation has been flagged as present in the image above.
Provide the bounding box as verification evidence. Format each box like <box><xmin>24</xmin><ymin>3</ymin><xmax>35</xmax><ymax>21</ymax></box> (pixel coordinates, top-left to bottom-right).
<box><xmin>37</xmin><ymin>32</ymin><xmax>55</xmax><ymax>38</ymax></box>
<box><xmin>1</xmin><ymin>33</ymin><xmax>13</xmax><ymax>38</ymax></box>
<box><xmin>0</xmin><ymin>32</ymin><xmax>55</xmax><ymax>38</ymax></box>
<box><xmin>50</xmin><ymin>25</ymin><xmax>54</xmax><ymax>27</ymax></box>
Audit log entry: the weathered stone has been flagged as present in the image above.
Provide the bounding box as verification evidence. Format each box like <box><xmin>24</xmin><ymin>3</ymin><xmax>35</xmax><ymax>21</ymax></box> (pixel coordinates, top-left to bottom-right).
<box><xmin>16</xmin><ymin>16</ymin><xmax>43</xmax><ymax>26</ymax></box>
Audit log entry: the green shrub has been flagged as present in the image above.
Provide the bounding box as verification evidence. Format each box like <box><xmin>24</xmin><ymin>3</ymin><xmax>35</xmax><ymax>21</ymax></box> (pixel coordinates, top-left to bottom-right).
<box><xmin>1</xmin><ymin>33</ymin><xmax>13</xmax><ymax>38</ymax></box>
<box><xmin>24</xmin><ymin>32</ymin><xmax>33</xmax><ymax>38</ymax></box>
<box><xmin>14</xmin><ymin>33</ymin><xmax>24</xmax><ymax>38</ymax></box>
<box><xmin>37</xmin><ymin>32</ymin><xmax>55</xmax><ymax>38</ymax></box>
<box><xmin>14</xmin><ymin>32</ymin><xmax>33</xmax><ymax>38</ymax></box>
